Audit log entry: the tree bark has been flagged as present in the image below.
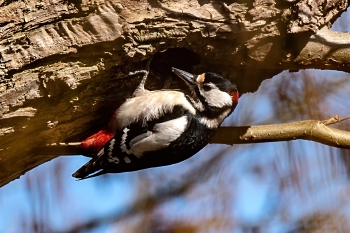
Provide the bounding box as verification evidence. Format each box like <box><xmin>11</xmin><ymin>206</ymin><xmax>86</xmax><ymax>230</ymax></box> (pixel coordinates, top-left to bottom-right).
<box><xmin>0</xmin><ymin>0</ymin><xmax>349</xmax><ymax>187</ymax></box>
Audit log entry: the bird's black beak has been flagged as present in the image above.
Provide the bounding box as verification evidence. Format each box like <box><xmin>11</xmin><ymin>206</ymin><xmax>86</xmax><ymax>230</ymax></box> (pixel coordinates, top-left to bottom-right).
<box><xmin>172</xmin><ymin>67</ymin><xmax>197</xmax><ymax>85</ymax></box>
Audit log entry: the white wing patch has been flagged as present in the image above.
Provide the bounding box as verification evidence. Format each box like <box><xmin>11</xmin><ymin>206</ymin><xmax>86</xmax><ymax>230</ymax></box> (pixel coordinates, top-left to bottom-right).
<box><xmin>107</xmin><ymin>139</ymin><xmax>120</xmax><ymax>164</ymax></box>
<box><xmin>128</xmin><ymin>115</ymin><xmax>189</xmax><ymax>158</ymax></box>
<box><xmin>97</xmin><ymin>138</ymin><xmax>116</xmax><ymax>158</ymax></box>
<box><xmin>120</xmin><ymin>128</ymin><xmax>132</xmax><ymax>154</ymax></box>
<box><xmin>108</xmin><ymin>139</ymin><xmax>115</xmax><ymax>156</ymax></box>
<box><xmin>116</xmin><ymin>91</ymin><xmax>195</xmax><ymax>129</ymax></box>
<box><xmin>129</xmin><ymin>131</ymin><xmax>152</xmax><ymax>148</ymax></box>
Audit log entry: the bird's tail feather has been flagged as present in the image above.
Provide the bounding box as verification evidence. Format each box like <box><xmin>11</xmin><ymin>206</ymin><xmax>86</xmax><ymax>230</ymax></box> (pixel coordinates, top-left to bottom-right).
<box><xmin>72</xmin><ymin>157</ymin><xmax>107</xmax><ymax>179</ymax></box>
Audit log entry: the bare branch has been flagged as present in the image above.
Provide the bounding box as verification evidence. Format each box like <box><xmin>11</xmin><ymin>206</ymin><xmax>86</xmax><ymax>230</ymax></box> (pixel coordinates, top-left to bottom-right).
<box><xmin>323</xmin><ymin>115</ymin><xmax>350</xmax><ymax>125</ymax></box>
<box><xmin>322</xmin><ymin>115</ymin><xmax>340</xmax><ymax>125</ymax></box>
<box><xmin>211</xmin><ymin>117</ymin><xmax>350</xmax><ymax>149</ymax></box>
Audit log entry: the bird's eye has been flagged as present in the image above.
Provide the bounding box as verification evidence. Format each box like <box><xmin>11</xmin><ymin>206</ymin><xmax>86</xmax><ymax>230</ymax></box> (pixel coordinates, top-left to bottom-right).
<box><xmin>203</xmin><ymin>85</ymin><xmax>212</xmax><ymax>91</ymax></box>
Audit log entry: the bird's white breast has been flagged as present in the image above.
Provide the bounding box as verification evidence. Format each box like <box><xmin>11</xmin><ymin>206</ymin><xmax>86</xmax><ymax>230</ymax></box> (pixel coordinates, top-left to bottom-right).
<box><xmin>115</xmin><ymin>90</ymin><xmax>196</xmax><ymax>129</ymax></box>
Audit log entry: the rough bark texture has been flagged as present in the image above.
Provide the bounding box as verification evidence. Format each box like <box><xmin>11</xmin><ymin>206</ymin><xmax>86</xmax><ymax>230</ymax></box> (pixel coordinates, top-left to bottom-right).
<box><xmin>0</xmin><ymin>0</ymin><xmax>349</xmax><ymax>187</ymax></box>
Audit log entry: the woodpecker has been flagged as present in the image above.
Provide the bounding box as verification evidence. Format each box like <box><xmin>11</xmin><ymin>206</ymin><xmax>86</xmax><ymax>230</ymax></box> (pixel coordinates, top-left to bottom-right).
<box><xmin>73</xmin><ymin>68</ymin><xmax>239</xmax><ymax>179</ymax></box>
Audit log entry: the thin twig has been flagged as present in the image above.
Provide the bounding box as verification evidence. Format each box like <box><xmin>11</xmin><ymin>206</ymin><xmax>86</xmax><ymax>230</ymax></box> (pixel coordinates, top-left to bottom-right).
<box><xmin>323</xmin><ymin>115</ymin><xmax>350</xmax><ymax>125</ymax></box>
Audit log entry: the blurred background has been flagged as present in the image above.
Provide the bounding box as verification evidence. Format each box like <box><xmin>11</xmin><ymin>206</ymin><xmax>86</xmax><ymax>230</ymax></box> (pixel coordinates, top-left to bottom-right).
<box><xmin>2</xmin><ymin>10</ymin><xmax>350</xmax><ymax>233</ymax></box>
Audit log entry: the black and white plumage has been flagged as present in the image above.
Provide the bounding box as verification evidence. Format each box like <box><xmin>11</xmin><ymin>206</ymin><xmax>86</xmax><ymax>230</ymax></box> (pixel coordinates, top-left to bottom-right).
<box><xmin>73</xmin><ymin>68</ymin><xmax>239</xmax><ymax>179</ymax></box>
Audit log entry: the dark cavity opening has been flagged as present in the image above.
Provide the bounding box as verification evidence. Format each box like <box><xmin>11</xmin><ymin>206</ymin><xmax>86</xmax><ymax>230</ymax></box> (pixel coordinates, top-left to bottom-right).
<box><xmin>150</xmin><ymin>48</ymin><xmax>200</xmax><ymax>79</ymax></box>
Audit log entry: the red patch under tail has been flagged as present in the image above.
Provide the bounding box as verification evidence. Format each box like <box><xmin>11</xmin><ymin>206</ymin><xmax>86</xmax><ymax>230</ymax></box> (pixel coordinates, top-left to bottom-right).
<box><xmin>80</xmin><ymin>130</ymin><xmax>114</xmax><ymax>154</ymax></box>
<box><xmin>80</xmin><ymin>108</ymin><xmax>119</xmax><ymax>154</ymax></box>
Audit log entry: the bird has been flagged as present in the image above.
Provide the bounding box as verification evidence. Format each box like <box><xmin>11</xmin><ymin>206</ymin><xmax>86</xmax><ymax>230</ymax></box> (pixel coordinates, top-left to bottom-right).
<box><xmin>72</xmin><ymin>67</ymin><xmax>239</xmax><ymax>179</ymax></box>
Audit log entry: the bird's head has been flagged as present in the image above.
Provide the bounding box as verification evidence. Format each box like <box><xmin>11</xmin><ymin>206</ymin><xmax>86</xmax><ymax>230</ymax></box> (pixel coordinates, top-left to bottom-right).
<box><xmin>172</xmin><ymin>67</ymin><xmax>239</xmax><ymax>112</ymax></box>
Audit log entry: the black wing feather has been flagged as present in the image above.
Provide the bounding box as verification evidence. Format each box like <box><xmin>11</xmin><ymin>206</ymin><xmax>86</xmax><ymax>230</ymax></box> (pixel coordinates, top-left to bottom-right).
<box><xmin>72</xmin><ymin>106</ymin><xmax>190</xmax><ymax>179</ymax></box>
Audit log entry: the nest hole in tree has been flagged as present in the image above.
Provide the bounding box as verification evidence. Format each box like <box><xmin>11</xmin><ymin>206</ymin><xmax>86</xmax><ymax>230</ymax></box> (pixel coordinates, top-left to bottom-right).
<box><xmin>149</xmin><ymin>48</ymin><xmax>201</xmax><ymax>89</ymax></box>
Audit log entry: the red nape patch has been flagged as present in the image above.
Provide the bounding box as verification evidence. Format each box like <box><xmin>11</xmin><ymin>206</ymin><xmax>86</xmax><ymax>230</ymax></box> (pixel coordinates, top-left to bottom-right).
<box><xmin>231</xmin><ymin>91</ymin><xmax>239</xmax><ymax>104</ymax></box>
<box><xmin>80</xmin><ymin>130</ymin><xmax>114</xmax><ymax>153</ymax></box>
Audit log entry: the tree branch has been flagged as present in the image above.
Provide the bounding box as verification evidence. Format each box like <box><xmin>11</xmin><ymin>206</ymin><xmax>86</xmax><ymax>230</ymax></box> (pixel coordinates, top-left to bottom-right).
<box><xmin>290</xmin><ymin>27</ymin><xmax>350</xmax><ymax>73</ymax></box>
<box><xmin>211</xmin><ymin>116</ymin><xmax>350</xmax><ymax>149</ymax></box>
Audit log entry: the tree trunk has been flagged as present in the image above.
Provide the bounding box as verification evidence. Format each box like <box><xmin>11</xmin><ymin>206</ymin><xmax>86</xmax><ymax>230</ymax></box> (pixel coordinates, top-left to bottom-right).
<box><xmin>0</xmin><ymin>0</ymin><xmax>349</xmax><ymax>187</ymax></box>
